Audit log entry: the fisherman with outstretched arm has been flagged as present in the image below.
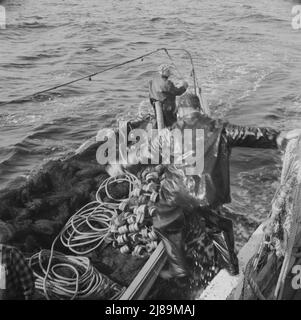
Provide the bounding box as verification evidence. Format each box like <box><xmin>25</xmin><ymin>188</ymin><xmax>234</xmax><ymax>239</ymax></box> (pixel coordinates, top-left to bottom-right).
<box><xmin>154</xmin><ymin>93</ymin><xmax>301</xmax><ymax>279</ymax></box>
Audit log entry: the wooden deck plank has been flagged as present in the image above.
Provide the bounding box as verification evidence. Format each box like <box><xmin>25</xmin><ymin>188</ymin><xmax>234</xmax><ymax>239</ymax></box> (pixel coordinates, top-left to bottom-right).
<box><xmin>119</xmin><ymin>241</ymin><xmax>167</xmax><ymax>300</ymax></box>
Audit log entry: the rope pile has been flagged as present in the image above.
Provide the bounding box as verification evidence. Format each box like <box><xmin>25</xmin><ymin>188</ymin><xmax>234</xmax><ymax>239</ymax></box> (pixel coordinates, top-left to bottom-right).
<box><xmin>30</xmin><ymin>172</ymin><xmax>140</xmax><ymax>300</ymax></box>
<box><xmin>60</xmin><ymin>202</ymin><xmax>117</xmax><ymax>255</ymax></box>
<box><xmin>31</xmin><ymin>168</ymin><xmax>165</xmax><ymax>299</ymax></box>
<box><xmin>29</xmin><ymin>250</ymin><xmax>123</xmax><ymax>300</ymax></box>
<box><xmin>59</xmin><ymin>167</ymin><xmax>169</xmax><ymax>258</ymax></box>
<box><xmin>56</xmin><ymin>172</ymin><xmax>139</xmax><ymax>255</ymax></box>
<box><xmin>96</xmin><ymin>173</ymin><xmax>139</xmax><ymax>208</ymax></box>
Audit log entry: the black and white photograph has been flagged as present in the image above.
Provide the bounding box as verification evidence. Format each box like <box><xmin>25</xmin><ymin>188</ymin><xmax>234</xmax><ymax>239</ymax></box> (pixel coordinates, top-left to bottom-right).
<box><xmin>0</xmin><ymin>0</ymin><xmax>301</xmax><ymax>304</ymax></box>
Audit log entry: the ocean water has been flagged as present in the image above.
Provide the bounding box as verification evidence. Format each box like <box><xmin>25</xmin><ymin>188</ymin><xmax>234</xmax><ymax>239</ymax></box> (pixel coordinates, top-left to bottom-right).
<box><xmin>0</xmin><ymin>0</ymin><xmax>301</xmax><ymax>246</ymax></box>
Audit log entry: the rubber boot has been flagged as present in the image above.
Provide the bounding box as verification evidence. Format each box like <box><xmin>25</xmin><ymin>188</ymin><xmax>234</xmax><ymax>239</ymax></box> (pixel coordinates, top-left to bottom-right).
<box><xmin>157</xmin><ymin>229</ymin><xmax>189</xmax><ymax>279</ymax></box>
<box><xmin>211</xmin><ymin>230</ymin><xmax>239</xmax><ymax>276</ymax></box>
<box><xmin>199</xmin><ymin>207</ymin><xmax>239</xmax><ymax>275</ymax></box>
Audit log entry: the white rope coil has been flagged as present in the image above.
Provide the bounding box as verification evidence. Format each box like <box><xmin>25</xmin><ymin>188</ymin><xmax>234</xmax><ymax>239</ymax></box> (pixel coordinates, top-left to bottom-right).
<box><xmin>29</xmin><ymin>250</ymin><xmax>124</xmax><ymax>300</ymax></box>
<box><xmin>60</xmin><ymin>201</ymin><xmax>118</xmax><ymax>255</ymax></box>
<box><xmin>96</xmin><ymin>172</ymin><xmax>139</xmax><ymax>208</ymax></box>
<box><xmin>60</xmin><ymin>172</ymin><xmax>140</xmax><ymax>255</ymax></box>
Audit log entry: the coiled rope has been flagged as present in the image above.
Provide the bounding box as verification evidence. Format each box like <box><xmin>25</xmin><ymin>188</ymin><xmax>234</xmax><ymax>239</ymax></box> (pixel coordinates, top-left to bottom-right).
<box><xmin>59</xmin><ymin>171</ymin><xmax>140</xmax><ymax>255</ymax></box>
<box><xmin>60</xmin><ymin>202</ymin><xmax>117</xmax><ymax>255</ymax></box>
<box><xmin>96</xmin><ymin>171</ymin><xmax>139</xmax><ymax>208</ymax></box>
<box><xmin>30</xmin><ymin>171</ymin><xmax>141</xmax><ymax>299</ymax></box>
<box><xmin>29</xmin><ymin>249</ymin><xmax>123</xmax><ymax>300</ymax></box>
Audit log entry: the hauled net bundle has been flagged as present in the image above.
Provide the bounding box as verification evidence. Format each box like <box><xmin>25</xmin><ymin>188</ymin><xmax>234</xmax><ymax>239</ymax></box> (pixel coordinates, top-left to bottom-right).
<box><xmin>265</xmin><ymin>137</ymin><xmax>301</xmax><ymax>257</ymax></box>
<box><xmin>241</xmin><ymin>137</ymin><xmax>301</xmax><ymax>300</ymax></box>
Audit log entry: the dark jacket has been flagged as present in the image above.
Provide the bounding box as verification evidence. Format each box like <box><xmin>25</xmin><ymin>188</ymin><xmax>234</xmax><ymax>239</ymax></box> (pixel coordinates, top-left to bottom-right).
<box><xmin>149</xmin><ymin>75</ymin><xmax>187</xmax><ymax>127</ymax></box>
<box><xmin>172</xmin><ymin>112</ymin><xmax>280</xmax><ymax>208</ymax></box>
<box><xmin>112</xmin><ymin>114</ymin><xmax>281</xmax><ymax>277</ymax></box>
<box><xmin>154</xmin><ymin>113</ymin><xmax>280</xmax><ymax>277</ymax></box>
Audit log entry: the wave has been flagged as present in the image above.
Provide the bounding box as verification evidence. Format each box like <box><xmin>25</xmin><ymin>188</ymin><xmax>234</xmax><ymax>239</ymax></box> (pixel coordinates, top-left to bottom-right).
<box><xmin>230</xmin><ymin>13</ymin><xmax>287</xmax><ymax>24</ymax></box>
<box><xmin>18</xmin><ymin>53</ymin><xmax>63</xmax><ymax>61</ymax></box>
<box><xmin>8</xmin><ymin>21</ymin><xmax>50</xmax><ymax>29</ymax></box>
<box><xmin>150</xmin><ymin>17</ymin><xmax>165</xmax><ymax>22</ymax></box>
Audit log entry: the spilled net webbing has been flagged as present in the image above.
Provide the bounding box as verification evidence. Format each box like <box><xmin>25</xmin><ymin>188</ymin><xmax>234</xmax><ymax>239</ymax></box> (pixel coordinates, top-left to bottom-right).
<box><xmin>241</xmin><ymin>137</ymin><xmax>301</xmax><ymax>300</ymax></box>
<box><xmin>267</xmin><ymin>137</ymin><xmax>301</xmax><ymax>257</ymax></box>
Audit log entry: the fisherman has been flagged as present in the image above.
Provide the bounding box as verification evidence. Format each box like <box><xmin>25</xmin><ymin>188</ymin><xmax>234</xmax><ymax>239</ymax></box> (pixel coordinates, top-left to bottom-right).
<box><xmin>0</xmin><ymin>222</ymin><xmax>35</xmax><ymax>300</ymax></box>
<box><xmin>155</xmin><ymin>92</ymin><xmax>301</xmax><ymax>279</ymax></box>
<box><xmin>149</xmin><ymin>64</ymin><xmax>188</xmax><ymax>127</ymax></box>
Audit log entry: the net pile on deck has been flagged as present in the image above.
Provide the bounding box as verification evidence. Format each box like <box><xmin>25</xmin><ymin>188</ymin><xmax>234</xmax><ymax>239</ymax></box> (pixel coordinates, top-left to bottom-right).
<box><xmin>241</xmin><ymin>137</ymin><xmax>301</xmax><ymax>300</ymax></box>
<box><xmin>264</xmin><ymin>138</ymin><xmax>301</xmax><ymax>257</ymax></box>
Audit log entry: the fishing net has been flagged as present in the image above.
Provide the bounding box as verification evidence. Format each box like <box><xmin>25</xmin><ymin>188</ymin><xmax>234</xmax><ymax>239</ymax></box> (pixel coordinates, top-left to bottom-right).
<box><xmin>265</xmin><ymin>138</ymin><xmax>301</xmax><ymax>257</ymax></box>
<box><xmin>241</xmin><ymin>137</ymin><xmax>301</xmax><ymax>300</ymax></box>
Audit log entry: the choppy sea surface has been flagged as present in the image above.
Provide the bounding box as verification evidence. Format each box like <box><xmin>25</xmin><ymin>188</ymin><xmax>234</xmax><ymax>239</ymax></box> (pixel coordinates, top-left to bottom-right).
<box><xmin>1</xmin><ymin>0</ymin><xmax>301</xmax><ymax>248</ymax></box>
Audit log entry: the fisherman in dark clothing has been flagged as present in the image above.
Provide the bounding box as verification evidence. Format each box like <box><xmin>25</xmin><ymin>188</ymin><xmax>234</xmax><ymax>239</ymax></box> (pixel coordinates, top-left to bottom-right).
<box><xmin>173</xmin><ymin>93</ymin><xmax>283</xmax><ymax>207</ymax></box>
<box><xmin>149</xmin><ymin>64</ymin><xmax>188</xmax><ymax>127</ymax></box>
<box><xmin>155</xmin><ymin>93</ymin><xmax>301</xmax><ymax>279</ymax></box>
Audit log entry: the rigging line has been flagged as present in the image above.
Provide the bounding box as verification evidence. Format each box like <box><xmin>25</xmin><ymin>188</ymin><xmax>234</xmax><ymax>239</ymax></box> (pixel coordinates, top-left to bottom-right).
<box><xmin>0</xmin><ymin>48</ymin><xmax>164</xmax><ymax>107</ymax></box>
<box><xmin>163</xmin><ymin>48</ymin><xmax>198</xmax><ymax>95</ymax></box>
<box><xmin>0</xmin><ymin>47</ymin><xmax>197</xmax><ymax>106</ymax></box>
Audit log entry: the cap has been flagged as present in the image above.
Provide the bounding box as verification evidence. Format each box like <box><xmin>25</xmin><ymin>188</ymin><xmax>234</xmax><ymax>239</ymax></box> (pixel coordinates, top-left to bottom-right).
<box><xmin>158</xmin><ymin>64</ymin><xmax>172</xmax><ymax>77</ymax></box>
